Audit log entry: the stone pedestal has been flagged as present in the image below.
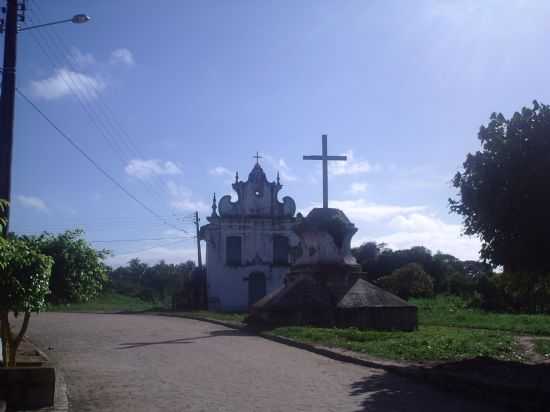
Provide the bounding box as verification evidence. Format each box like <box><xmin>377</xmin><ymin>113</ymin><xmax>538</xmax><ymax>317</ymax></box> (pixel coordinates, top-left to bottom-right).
<box><xmin>248</xmin><ymin>208</ymin><xmax>417</xmax><ymax>331</ymax></box>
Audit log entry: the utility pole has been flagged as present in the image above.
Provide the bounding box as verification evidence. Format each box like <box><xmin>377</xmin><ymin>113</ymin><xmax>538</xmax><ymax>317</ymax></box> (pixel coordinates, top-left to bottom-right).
<box><xmin>0</xmin><ymin>0</ymin><xmax>22</xmax><ymax>237</ymax></box>
<box><xmin>194</xmin><ymin>211</ymin><xmax>203</xmax><ymax>269</ymax></box>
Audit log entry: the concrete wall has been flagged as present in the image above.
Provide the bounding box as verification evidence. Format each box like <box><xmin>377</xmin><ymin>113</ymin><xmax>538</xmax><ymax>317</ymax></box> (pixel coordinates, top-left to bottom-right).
<box><xmin>0</xmin><ymin>367</ymin><xmax>55</xmax><ymax>409</ymax></box>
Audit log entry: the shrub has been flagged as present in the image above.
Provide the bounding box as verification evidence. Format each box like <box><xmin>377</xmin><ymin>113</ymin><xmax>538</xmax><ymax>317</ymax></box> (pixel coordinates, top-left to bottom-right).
<box><xmin>376</xmin><ymin>263</ymin><xmax>434</xmax><ymax>300</ymax></box>
<box><xmin>0</xmin><ymin>237</ymin><xmax>53</xmax><ymax>367</ymax></box>
<box><xmin>475</xmin><ymin>272</ymin><xmax>550</xmax><ymax>313</ymax></box>
<box><xmin>22</xmin><ymin>230</ymin><xmax>109</xmax><ymax>304</ymax></box>
<box><xmin>448</xmin><ymin>272</ymin><xmax>477</xmax><ymax>297</ymax></box>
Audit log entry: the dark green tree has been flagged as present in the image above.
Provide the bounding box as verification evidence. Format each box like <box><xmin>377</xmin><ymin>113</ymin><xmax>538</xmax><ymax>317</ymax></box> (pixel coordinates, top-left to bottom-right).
<box><xmin>21</xmin><ymin>230</ymin><xmax>109</xmax><ymax>303</ymax></box>
<box><xmin>376</xmin><ymin>263</ymin><xmax>434</xmax><ymax>300</ymax></box>
<box><xmin>450</xmin><ymin>101</ymin><xmax>550</xmax><ymax>272</ymax></box>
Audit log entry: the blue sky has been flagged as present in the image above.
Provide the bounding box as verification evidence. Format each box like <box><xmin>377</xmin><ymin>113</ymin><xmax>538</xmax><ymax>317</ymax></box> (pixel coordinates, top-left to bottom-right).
<box><xmin>10</xmin><ymin>0</ymin><xmax>550</xmax><ymax>266</ymax></box>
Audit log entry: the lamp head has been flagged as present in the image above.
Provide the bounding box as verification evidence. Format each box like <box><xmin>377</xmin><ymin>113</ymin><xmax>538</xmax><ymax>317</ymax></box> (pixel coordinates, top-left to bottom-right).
<box><xmin>71</xmin><ymin>14</ymin><xmax>91</xmax><ymax>24</ymax></box>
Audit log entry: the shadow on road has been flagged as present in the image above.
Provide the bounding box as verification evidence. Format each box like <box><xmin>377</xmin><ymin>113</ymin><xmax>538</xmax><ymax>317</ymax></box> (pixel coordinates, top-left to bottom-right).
<box><xmin>349</xmin><ymin>371</ymin><xmax>492</xmax><ymax>412</ymax></box>
<box><xmin>349</xmin><ymin>357</ymin><xmax>550</xmax><ymax>412</ymax></box>
<box><xmin>117</xmin><ymin>328</ymin><xmax>254</xmax><ymax>349</ymax></box>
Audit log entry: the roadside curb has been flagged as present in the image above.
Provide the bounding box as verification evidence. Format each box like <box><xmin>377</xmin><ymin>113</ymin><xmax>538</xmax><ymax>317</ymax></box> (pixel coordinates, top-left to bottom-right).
<box><xmin>154</xmin><ymin>312</ymin><xmax>423</xmax><ymax>373</ymax></box>
<box><xmin>160</xmin><ymin>312</ymin><xmax>549</xmax><ymax>412</ymax></box>
<box><xmin>17</xmin><ymin>344</ymin><xmax>70</xmax><ymax>412</ymax></box>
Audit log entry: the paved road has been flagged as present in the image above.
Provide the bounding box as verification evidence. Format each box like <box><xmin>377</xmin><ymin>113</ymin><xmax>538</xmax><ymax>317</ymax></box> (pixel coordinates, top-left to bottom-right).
<box><xmin>26</xmin><ymin>313</ymin><xmax>501</xmax><ymax>412</ymax></box>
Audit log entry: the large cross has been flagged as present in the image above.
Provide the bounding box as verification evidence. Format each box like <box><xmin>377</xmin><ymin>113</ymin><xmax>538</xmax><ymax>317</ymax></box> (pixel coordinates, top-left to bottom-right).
<box><xmin>303</xmin><ymin>134</ymin><xmax>347</xmax><ymax>208</ymax></box>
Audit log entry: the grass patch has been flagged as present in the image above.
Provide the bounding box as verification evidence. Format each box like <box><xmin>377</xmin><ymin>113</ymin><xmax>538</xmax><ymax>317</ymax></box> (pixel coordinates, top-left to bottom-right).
<box><xmin>412</xmin><ymin>296</ymin><xmax>550</xmax><ymax>336</ymax></box>
<box><xmin>47</xmin><ymin>292</ymin><xmax>159</xmax><ymax>313</ymax></box>
<box><xmin>185</xmin><ymin>310</ymin><xmax>246</xmax><ymax>323</ymax></box>
<box><xmin>533</xmin><ymin>339</ymin><xmax>550</xmax><ymax>360</ymax></box>
<box><xmin>271</xmin><ymin>325</ymin><xmax>522</xmax><ymax>362</ymax></box>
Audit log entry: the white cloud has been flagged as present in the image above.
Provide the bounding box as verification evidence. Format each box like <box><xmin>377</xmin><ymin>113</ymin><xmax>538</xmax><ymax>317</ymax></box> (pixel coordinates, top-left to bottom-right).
<box><xmin>30</xmin><ymin>68</ymin><xmax>105</xmax><ymax>100</ymax></box>
<box><xmin>68</xmin><ymin>47</ymin><xmax>96</xmax><ymax>69</ymax></box>
<box><xmin>125</xmin><ymin>159</ymin><xmax>182</xmax><ymax>179</ymax></box>
<box><xmin>209</xmin><ymin>166</ymin><xmax>233</xmax><ymax>177</ymax></box>
<box><xmin>16</xmin><ymin>195</ymin><xmax>48</xmax><ymax>211</ymax></box>
<box><xmin>277</xmin><ymin>158</ymin><xmax>298</xmax><ymax>182</ymax></box>
<box><xmin>110</xmin><ymin>48</ymin><xmax>135</xmax><ymax>66</ymax></box>
<box><xmin>324</xmin><ymin>198</ymin><xmax>425</xmax><ymax>222</ymax></box>
<box><xmin>263</xmin><ymin>155</ymin><xmax>298</xmax><ymax>182</ymax></box>
<box><xmin>376</xmin><ymin>213</ymin><xmax>481</xmax><ymax>261</ymax></box>
<box><xmin>166</xmin><ymin>181</ymin><xmax>209</xmax><ymax>212</ymax></box>
<box><xmin>329</xmin><ymin>150</ymin><xmax>378</xmax><ymax>176</ymax></box>
<box><xmin>349</xmin><ymin>182</ymin><xmax>368</xmax><ymax>194</ymax></box>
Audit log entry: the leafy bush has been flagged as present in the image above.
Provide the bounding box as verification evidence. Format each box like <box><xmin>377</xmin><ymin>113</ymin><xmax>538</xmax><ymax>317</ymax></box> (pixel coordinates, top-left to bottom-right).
<box><xmin>0</xmin><ymin>237</ymin><xmax>53</xmax><ymax>367</ymax></box>
<box><xmin>109</xmin><ymin>258</ymin><xmax>196</xmax><ymax>305</ymax></box>
<box><xmin>376</xmin><ymin>263</ymin><xmax>434</xmax><ymax>299</ymax></box>
<box><xmin>448</xmin><ymin>272</ymin><xmax>477</xmax><ymax>297</ymax></box>
<box><xmin>21</xmin><ymin>230</ymin><xmax>109</xmax><ymax>304</ymax></box>
<box><xmin>475</xmin><ymin>272</ymin><xmax>550</xmax><ymax>313</ymax></box>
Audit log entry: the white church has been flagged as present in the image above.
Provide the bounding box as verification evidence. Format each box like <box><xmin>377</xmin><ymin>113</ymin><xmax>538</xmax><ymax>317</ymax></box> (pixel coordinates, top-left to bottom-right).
<box><xmin>200</xmin><ymin>160</ymin><xmax>299</xmax><ymax>311</ymax></box>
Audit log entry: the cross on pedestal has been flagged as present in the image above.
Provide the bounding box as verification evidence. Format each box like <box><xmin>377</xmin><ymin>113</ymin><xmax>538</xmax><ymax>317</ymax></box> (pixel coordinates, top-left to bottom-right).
<box><xmin>303</xmin><ymin>134</ymin><xmax>347</xmax><ymax>208</ymax></box>
<box><xmin>253</xmin><ymin>151</ymin><xmax>262</xmax><ymax>165</ymax></box>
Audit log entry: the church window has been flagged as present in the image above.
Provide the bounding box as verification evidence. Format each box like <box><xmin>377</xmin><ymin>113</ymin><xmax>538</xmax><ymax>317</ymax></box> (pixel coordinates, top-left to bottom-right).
<box><xmin>226</xmin><ymin>236</ymin><xmax>242</xmax><ymax>266</ymax></box>
<box><xmin>273</xmin><ymin>235</ymin><xmax>289</xmax><ymax>265</ymax></box>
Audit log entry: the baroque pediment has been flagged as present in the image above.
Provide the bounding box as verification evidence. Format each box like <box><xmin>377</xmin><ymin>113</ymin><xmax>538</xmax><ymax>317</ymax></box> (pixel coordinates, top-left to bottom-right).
<box><xmin>217</xmin><ymin>163</ymin><xmax>296</xmax><ymax>218</ymax></box>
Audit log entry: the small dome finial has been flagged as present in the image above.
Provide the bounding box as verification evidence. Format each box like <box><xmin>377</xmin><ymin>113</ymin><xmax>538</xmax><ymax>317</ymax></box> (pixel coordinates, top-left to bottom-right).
<box><xmin>211</xmin><ymin>192</ymin><xmax>218</xmax><ymax>217</ymax></box>
<box><xmin>235</xmin><ymin>171</ymin><xmax>239</xmax><ymax>183</ymax></box>
<box><xmin>277</xmin><ymin>171</ymin><xmax>280</xmax><ymax>185</ymax></box>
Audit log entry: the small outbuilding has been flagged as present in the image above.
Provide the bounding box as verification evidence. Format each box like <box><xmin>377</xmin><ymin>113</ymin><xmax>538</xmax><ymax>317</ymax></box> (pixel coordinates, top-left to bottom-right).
<box><xmin>248</xmin><ymin>208</ymin><xmax>418</xmax><ymax>331</ymax></box>
<box><xmin>335</xmin><ymin>278</ymin><xmax>417</xmax><ymax>331</ymax></box>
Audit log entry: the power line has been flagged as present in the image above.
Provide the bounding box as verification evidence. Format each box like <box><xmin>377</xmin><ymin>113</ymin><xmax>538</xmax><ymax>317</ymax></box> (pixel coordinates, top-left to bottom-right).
<box><xmin>113</xmin><ymin>239</ymin><xmax>190</xmax><ymax>256</ymax></box>
<box><xmin>26</xmin><ymin>23</ymin><xmax>171</xmax><ymax>205</ymax></box>
<box><xmin>16</xmin><ymin>88</ymin><xmax>188</xmax><ymax>234</ymax></box>
<box><xmin>91</xmin><ymin>236</ymin><xmax>195</xmax><ymax>243</ymax></box>
<box><xmin>27</xmin><ymin>1</ymin><xmax>178</xmax><ymax>203</ymax></box>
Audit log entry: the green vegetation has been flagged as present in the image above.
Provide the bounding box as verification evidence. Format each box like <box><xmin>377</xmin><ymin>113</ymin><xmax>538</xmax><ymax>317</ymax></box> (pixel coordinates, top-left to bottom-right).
<box><xmin>47</xmin><ymin>292</ymin><xmax>158</xmax><ymax>313</ymax></box>
<box><xmin>1</xmin><ymin>235</ymin><xmax>53</xmax><ymax>367</ymax></box>
<box><xmin>413</xmin><ymin>296</ymin><xmax>550</xmax><ymax>336</ymax></box>
<box><xmin>109</xmin><ymin>258</ymin><xmax>197</xmax><ymax>307</ymax></box>
<box><xmin>271</xmin><ymin>325</ymin><xmax>521</xmax><ymax>362</ymax></box>
<box><xmin>533</xmin><ymin>339</ymin><xmax>550</xmax><ymax>360</ymax></box>
<box><xmin>19</xmin><ymin>230</ymin><xmax>109</xmax><ymax>304</ymax></box>
<box><xmin>377</xmin><ymin>262</ymin><xmax>434</xmax><ymax>299</ymax></box>
<box><xmin>266</xmin><ymin>295</ymin><xmax>549</xmax><ymax>362</ymax></box>
<box><xmin>186</xmin><ymin>310</ymin><xmax>246</xmax><ymax>323</ymax></box>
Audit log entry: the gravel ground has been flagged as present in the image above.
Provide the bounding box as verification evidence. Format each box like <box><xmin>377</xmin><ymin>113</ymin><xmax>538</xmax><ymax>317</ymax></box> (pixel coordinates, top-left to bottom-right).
<box><xmin>25</xmin><ymin>313</ymin><xmax>503</xmax><ymax>412</ymax></box>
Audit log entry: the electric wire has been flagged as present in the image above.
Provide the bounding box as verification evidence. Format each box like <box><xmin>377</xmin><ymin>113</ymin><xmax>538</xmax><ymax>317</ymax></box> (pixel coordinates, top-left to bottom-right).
<box><xmin>26</xmin><ymin>1</ymin><xmax>179</xmax><ymax>203</ymax></box>
<box><xmin>16</xmin><ymin>87</ymin><xmax>188</xmax><ymax>233</ymax></box>
<box><xmin>91</xmin><ymin>236</ymin><xmax>196</xmax><ymax>243</ymax></box>
<box><xmin>25</xmin><ymin>24</ymin><xmax>171</xmax><ymax>206</ymax></box>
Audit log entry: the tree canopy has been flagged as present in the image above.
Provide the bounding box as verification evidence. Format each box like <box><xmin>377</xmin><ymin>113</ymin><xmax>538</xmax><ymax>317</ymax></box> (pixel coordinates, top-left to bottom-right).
<box><xmin>377</xmin><ymin>263</ymin><xmax>434</xmax><ymax>300</ymax></box>
<box><xmin>20</xmin><ymin>229</ymin><xmax>110</xmax><ymax>303</ymax></box>
<box><xmin>109</xmin><ymin>258</ymin><xmax>196</xmax><ymax>305</ymax></box>
<box><xmin>450</xmin><ymin>101</ymin><xmax>550</xmax><ymax>272</ymax></box>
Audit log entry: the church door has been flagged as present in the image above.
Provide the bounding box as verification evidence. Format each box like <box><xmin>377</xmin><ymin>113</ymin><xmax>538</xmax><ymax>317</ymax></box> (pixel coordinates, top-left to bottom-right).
<box><xmin>248</xmin><ymin>272</ymin><xmax>266</xmax><ymax>306</ymax></box>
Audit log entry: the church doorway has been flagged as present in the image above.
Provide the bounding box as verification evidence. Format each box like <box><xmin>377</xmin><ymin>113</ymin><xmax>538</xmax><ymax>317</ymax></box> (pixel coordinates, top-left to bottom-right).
<box><xmin>248</xmin><ymin>272</ymin><xmax>266</xmax><ymax>306</ymax></box>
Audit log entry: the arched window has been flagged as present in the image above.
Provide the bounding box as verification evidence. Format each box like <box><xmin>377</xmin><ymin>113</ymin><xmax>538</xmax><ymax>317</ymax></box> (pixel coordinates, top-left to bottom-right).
<box><xmin>273</xmin><ymin>235</ymin><xmax>289</xmax><ymax>265</ymax></box>
<box><xmin>226</xmin><ymin>236</ymin><xmax>242</xmax><ymax>266</ymax></box>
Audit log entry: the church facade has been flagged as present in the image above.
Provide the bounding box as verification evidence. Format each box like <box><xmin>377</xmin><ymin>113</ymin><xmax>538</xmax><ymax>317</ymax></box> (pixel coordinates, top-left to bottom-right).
<box><xmin>200</xmin><ymin>162</ymin><xmax>299</xmax><ymax>311</ymax></box>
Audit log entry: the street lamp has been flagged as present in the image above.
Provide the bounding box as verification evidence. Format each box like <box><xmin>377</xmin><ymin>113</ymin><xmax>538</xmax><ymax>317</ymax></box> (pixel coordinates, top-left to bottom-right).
<box><xmin>0</xmin><ymin>0</ymin><xmax>91</xmax><ymax>237</ymax></box>
<box><xmin>18</xmin><ymin>13</ymin><xmax>91</xmax><ymax>32</ymax></box>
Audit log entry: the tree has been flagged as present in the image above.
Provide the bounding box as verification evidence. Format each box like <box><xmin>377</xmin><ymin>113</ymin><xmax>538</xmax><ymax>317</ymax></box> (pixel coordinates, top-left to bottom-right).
<box><xmin>0</xmin><ymin>237</ymin><xmax>53</xmax><ymax>367</ymax></box>
<box><xmin>450</xmin><ymin>101</ymin><xmax>550</xmax><ymax>272</ymax></box>
<box><xmin>21</xmin><ymin>230</ymin><xmax>109</xmax><ymax>303</ymax></box>
<box><xmin>376</xmin><ymin>263</ymin><xmax>434</xmax><ymax>300</ymax></box>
